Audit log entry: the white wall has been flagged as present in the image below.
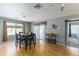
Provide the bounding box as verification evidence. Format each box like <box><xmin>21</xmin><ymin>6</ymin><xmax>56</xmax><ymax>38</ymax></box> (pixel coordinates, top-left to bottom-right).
<box><xmin>0</xmin><ymin>19</ymin><xmax>3</xmax><ymax>43</ymax></box>
<box><xmin>46</xmin><ymin>17</ymin><xmax>65</xmax><ymax>44</ymax></box>
<box><xmin>24</xmin><ymin>22</ymin><xmax>31</xmax><ymax>33</ymax></box>
<box><xmin>25</xmin><ymin>23</ymin><xmax>29</xmax><ymax>33</ymax></box>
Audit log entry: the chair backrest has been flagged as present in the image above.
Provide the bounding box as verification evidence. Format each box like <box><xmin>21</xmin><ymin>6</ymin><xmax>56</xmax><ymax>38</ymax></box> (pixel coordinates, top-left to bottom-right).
<box><xmin>19</xmin><ymin>32</ymin><xmax>24</xmax><ymax>38</ymax></box>
<box><xmin>19</xmin><ymin>32</ymin><xmax>24</xmax><ymax>35</ymax></box>
<box><xmin>16</xmin><ymin>33</ymin><xmax>19</xmax><ymax>39</ymax></box>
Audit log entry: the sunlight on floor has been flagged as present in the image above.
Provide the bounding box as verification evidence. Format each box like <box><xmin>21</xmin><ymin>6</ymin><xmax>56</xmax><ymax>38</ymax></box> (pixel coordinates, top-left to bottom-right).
<box><xmin>6</xmin><ymin>42</ymin><xmax>16</xmax><ymax>55</ymax></box>
<box><xmin>39</xmin><ymin>40</ymin><xmax>45</xmax><ymax>53</ymax></box>
<box><xmin>67</xmin><ymin>46</ymin><xmax>79</xmax><ymax>55</ymax></box>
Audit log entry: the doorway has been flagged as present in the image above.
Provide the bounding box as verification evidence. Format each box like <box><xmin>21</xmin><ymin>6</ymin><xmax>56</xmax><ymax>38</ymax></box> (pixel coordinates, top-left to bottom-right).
<box><xmin>66</xmin><ymin>21</ymin><xmax>79</xmax><ymax>48</ymax></box>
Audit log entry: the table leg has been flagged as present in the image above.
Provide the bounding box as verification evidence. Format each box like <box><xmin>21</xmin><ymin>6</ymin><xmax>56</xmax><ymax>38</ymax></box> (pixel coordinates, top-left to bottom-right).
<box><xmin>29</xmin><ymin>40</ymin><xmax>31</xmax><ymax>49</ymax></box>
<box><xmin>25</xmin><ymin>40</ymin><xmax>27</xmax><ymax>50</ymax></box>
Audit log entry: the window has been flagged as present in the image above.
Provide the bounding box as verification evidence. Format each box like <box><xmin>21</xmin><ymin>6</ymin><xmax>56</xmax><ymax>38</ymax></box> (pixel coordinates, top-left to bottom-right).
<box><xmin>7</xmin><ymin>22</ymin><xmax>23</xmax><ymax>35</ymax></box>
<box><xmin>16</xmin><ymin>24</ymin><xmax>23</xmax><ymax>27</ymax></box>
<box><xmin>69</xmin><ymin>24</ymin><xmax>79</xmax><ymax>38</ymax></box>
<box><xmin>11</xmin><ymin>28</ymin><xmax>16</xmax><ymax>35</ymax></box>
<box><xmin>7</xmin><ymin>28</ymin><xmax>12</xmax><ymax>35</ymax></box>
<box><xmin>7</xmin><ymin>22</ymin><xmax>15</xmax><ymax>26</ymax></box>
<box><xmin>15</xmin><ymin>28</ymin><xmax>23</xmax><ymax>33</ymax></box>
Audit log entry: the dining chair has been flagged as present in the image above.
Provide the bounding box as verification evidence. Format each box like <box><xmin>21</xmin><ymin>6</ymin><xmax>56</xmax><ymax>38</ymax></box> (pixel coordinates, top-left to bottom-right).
<box><xmin>16</xmin><ymin>32</ymin><xmax>25</xmax><ymax>48</ymax></box>
<box><xmin>29</xmin><ymin>33</ymin><xmax>36</xmax><ymax>49</ymax></box>
<box><xmin>15</xmin><ymin>33</ymin><xmax>20</xmax><ymax>46</ymax></box>
<box><xmin>25</xmin><ymin>33</ymin><xmax>36</xmax><ymax>49</ymax></box>
<box><xmin>19</xmin><ymin>32</ymin><xmax>25</xmax><ymax>37</ymax></box>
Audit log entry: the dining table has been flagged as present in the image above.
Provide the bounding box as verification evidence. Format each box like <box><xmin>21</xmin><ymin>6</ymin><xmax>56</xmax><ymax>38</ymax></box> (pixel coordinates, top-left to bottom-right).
<box><xmin>19</xmin><ymin>33</ymin><xmax>36</xmax><ymax>49</ymax></box>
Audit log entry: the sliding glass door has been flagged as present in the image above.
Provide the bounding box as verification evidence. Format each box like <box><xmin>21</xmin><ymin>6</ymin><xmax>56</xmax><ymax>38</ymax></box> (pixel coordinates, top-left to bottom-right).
<box><xmin>7</xmin><ymin>22</ymin><xmax>23</xmax><ymax>41</ymax></box>
<box><xmin>40</xmin><ymin>25</ymin><xmax>45</xmax><ymax>40</ymax></box>
<box><xmin>33</xmin><ymin>24</ymin><xmax>45</xmax><ymax>40</ymax></box>
<box><xmin>33</xmin><ymin>26</ymin><xmax>40</xmax><ymax>40</ymax></box>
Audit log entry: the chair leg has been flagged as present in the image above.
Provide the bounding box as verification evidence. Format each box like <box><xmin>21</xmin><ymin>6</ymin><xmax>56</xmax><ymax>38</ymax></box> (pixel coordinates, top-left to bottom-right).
<box><xmin>25</xmin><ymin>40</ymin><xmax>27</xmax><ymax>50</ymax></box>
<box><xmin>29</xmin><ymin>40</ymin><xmax>31</xmax><ymax>49</ymax></box>
<box><xmin>15</xmin><ymin>40</ymin><xmax>17</xmax><ymax>47</ymax></box>
<box><xmin>34</xmin><ymin>38</ymin><xmax>36</xmax><ymax>47</ymax></box>
<box><xmin>33</xmin><ymin>41</ymin><xmax>35</xmax><ymax>47</ymax></box>
<box><xmin>19</xmin><ymin>40</ymin><xmax>21</xmax><ymax>48</ymax></box>
<box><xmin>34</xmin><ymin>36</ymin><xmax>36</xmax><ymax>47</ymax></box>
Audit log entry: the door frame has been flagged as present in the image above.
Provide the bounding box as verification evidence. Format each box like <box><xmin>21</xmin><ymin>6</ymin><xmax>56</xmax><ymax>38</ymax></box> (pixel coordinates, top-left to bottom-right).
<box><xmin>65</xmin><ymin>19</ymin><xmax>79</xmax><ymax>45</ymax></box>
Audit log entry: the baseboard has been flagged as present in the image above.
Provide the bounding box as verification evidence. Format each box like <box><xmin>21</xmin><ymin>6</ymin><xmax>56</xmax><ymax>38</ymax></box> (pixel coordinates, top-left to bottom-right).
<box><xmin>56</xmin><ymin>42</ymin><xmax>65</xmax><ymax>46</ymax></box>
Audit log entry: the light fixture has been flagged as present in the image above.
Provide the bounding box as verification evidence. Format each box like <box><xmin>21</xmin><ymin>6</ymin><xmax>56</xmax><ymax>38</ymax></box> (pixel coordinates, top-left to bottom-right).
<box><xmin>34</xmin><ymin>3</ymin><xmax>41</xmax><ymax>9</ymax></box>
<box><xmin>60</xmin><ymin>3</ymin><xmax>65</xmax><ymax>11</ymax></box>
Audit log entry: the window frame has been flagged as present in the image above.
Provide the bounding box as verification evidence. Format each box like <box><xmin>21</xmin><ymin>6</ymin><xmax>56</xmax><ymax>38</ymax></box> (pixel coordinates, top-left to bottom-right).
<box><xmin>7</xmin><ymin>22</ymin><xmax>23</xmax><ymax>36</ymax></box>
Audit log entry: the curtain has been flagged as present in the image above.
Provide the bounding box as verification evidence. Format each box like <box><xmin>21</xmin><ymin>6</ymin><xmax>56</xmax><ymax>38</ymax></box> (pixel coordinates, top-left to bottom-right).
<box><xmin>69</xmin><ymin>24</ymin><xmax>71</xmax><ymax>37</ymax></box>
<box><xmin>3</xmin><ymin>21</ymin><xmax>7</xmax><ymax>42</ymax></box>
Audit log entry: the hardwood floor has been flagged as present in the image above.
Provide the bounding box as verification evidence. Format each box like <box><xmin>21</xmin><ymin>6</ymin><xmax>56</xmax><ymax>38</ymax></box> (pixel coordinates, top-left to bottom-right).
<box><xmin>0</xmin><ymin>40</ymin><xmax>79</xmax><ymax>56</ymax></box>
<box><xmin>67</xmin><ymin>38</ymin><xmax>79</xmax><ymax>48</ymax></box>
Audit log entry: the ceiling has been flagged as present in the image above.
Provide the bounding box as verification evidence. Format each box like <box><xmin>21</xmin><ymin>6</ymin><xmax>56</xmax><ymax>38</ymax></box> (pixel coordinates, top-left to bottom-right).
<box><xmin>0</xmin><ymin>3</ymin><xmax>79</xmax><ymax>22</ymax></box>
